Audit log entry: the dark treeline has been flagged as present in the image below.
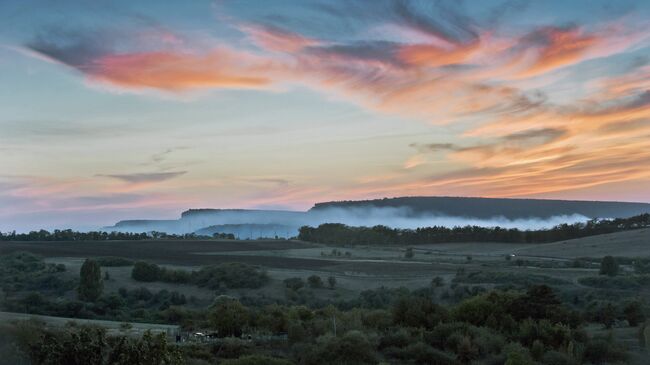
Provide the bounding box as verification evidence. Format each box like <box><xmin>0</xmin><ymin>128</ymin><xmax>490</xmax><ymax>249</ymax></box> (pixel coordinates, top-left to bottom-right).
<box><xmin>0</xmin><ymin>229</ymin><xmax>235</xmax><ymax>242</ymax></box>
<box><xmin>298</xmin><ymin>213</ymin><xmax>650</xmax><ymax>245</ymax></box>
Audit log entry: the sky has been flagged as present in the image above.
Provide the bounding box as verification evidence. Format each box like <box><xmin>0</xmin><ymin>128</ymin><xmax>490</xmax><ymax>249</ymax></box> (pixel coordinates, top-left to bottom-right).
<box><xmin>1</xmin><ymin>0</ymin><xmax>649</xmax><ymax>231</ymax></box>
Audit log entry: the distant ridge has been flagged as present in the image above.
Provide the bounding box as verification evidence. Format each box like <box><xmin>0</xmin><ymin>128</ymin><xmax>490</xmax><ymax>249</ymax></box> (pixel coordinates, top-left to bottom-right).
<box><xmin>105</xmin><ymin>196</ymin><xmax>650</xmax><ymax>236</ymax></box>
<box><xmin>310</xmin><ymin>196</ymin><xmax>650</xmax><ymax>219</ymax></box>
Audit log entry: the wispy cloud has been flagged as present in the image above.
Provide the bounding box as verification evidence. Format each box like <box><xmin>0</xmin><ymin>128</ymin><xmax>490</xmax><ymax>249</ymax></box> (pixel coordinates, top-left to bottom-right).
<box><xmin>14</xmin><ymin>0</ymin><xmax>650</xmax><ymax>204</ymax></box>
<box><xmin>98</xmin><ymin>171</ymin><xmax>187</xmax><ymax>184</ymax></box>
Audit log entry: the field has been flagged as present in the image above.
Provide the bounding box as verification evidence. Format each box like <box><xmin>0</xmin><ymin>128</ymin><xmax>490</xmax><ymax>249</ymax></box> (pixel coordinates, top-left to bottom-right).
<box><xmin>2</xmin><ymin>229</ymin><xmax>649</xmax><ymax>364</ymax></box>
<box><xmin>2</xmin><ymin>229</ymin><xmax>649</xmax><ymax>298</ymax></box>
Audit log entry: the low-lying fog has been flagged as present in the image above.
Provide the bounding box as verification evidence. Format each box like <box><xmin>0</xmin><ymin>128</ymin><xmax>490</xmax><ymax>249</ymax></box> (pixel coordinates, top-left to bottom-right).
<box><xmin>109</xmin><ymin>206</ymin><xmax>592</xmax><ymax>238</ymax></box>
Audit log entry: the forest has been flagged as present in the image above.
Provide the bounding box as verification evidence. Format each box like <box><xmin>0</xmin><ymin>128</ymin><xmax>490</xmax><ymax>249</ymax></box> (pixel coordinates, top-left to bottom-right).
<box><xmin>298</xmin><ymin>214</ymin><xmax>650</xmax><ymax>245</ymax></box>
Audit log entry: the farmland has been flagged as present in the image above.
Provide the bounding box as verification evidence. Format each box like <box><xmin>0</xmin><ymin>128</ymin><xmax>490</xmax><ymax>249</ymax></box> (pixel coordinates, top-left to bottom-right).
<box><xmin>1</xmin><ymin>228</ymin><xmax>649</xmax><ymax>364</ymax></box>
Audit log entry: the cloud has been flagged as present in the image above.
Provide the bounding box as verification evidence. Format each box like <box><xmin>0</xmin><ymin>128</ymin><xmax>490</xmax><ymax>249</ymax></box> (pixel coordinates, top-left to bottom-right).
<box><xmin>391</xmin><ymin>0</ymin><xmax>479</xmax><ymax>45</ymax></box>
<box><xmin>514</xmin><ymin>26</ymin><xmax>600</xmax><ymax>78</ymax></box>
<box><xmin>24</xmin><ymin>28</ymin><xmax>271</xmax><ymax>92</ymax></box>
<box><xmin>26</xmin><ymin>28</ymin><xmax>114</xmax><ymax>68</ymax></box>
<box><xmin>89</xmin><ymin>50</ymin><xmax>270</xmax><ymax>91</ymax></box>
<box><xmin>16</xmin><ymin>2</ymin><xmax>650</xmax><ymax>204</ymax></box>
<box><xmin>99</xmin><ymin>171</ymin><xmax>187</xmax><ymax>184</ymax></box>
<box><xmin>241</xmin><ymin>23</ymin><xmax>319</xmax><ymax>53</ymax></box>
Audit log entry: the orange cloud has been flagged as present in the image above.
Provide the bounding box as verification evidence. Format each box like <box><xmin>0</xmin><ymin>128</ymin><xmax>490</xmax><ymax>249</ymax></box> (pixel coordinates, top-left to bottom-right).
<box><xmin>241</xmin><ymin>24</ymin><xmax>320</xmax><ymax>53</ymax></box>
<box><xmin>398</xmin><ymin>41</ymin><xmax>480</xmax><ymax>67</ymax></box>
<box><xmin>516</xmin><ymin>27</ymin><xmax>600</xmax><ymax>78</ymax></box>
<box><xmin>90</xmin><ymin>50</ymin><xmax>270</xmax><ymax>91</ymax></box>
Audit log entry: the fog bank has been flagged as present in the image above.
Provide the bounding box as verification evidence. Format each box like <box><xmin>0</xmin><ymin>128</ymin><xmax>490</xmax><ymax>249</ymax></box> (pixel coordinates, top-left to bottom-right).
<box><xmin>107</xmin><ymin>206</ymin><xmax>592</xmax><ymax>238</ymax></box>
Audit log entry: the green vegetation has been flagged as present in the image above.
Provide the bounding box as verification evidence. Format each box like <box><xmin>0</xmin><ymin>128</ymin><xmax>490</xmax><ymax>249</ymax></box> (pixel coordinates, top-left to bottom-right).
<box><xmin>2</xmin><ymin>227</ymin><xmax>649</xmax><ymax>364</ymax></box>
<box><xmin>298</xmin><ymin>213</ymin><xmax>650</xmax><ymax>245</ymax></box>
<box><xmin>0</xmin><ymin>252</ymin><xmax>71</xmax><ymax>295</ymax></box>
<box><xmin>578</xmin><ymin>274</ymin><xmax>650</xmax><ymax>289</ymax></box>
<box><xmin>1</xmin><ymin>322</ymin><xmax>181</xmax><ymax>365</ymax></box>
<box><xmin>130</xmin><ymin>262</ymin><xmax>268</xmax><ymax>289</ymax></box>
<box><xmin>599</xmin><ymin>255</ymin><xmax>620</xmax><ymax>276</ymax></box>
<box><xmin>453</xmin><ymin>271</ymin><xmax>568</xmax><ymax>286</ymax></box>
<box><xmin>78</xmin><ymin>259</ymin><xmax>103</xmax><ymax>301</ymax></box>
<box><xmin>193</xmin><ymin>263</ymin><xmax>269</xmax><ymax>289</ymax></box>
<box><xmin>0</xmin><ymin>229</ymin><xmax>240</xmax><ymax>241</ymax></box>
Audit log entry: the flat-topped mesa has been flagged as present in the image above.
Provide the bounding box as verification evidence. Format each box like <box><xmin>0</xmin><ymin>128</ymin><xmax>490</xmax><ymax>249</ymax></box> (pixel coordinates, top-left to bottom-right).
<box><xmin>180</xmin><ymin>208</ymin><xmax>303</xmax><ymax>219</ymax></box>
<box><xmin>310</xmin><ymin>196</ymin><xmax>650</xmax><ymax>220</ymax></box>
<box><xmin>113</xmin><ymin>219</ymin><xmax>178</xmax><ymax>227</ymax></box>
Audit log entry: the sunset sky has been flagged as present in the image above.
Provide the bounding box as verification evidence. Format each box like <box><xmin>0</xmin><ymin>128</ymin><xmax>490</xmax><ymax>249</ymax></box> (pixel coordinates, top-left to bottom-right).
<box><xmin>1</xmin><ymin>0</ymin><xmax>649</xmax><ymax>231</ymax></box>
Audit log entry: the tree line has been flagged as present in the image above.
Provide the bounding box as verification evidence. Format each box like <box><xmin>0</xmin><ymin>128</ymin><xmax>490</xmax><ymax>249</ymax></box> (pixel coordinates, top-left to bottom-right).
<box><xmin>298</xmin><ymin>213</ymin><xmax>650</xmax><ymax>245</ymax></box>
<box><xmin>0</xmin><ymin>229</ymin><xmax>235</xmax><ymax>241</ymax></box>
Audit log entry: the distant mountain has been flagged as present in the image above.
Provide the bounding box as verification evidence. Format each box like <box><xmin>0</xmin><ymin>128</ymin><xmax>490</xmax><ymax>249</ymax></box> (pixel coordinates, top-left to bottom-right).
<box><xmin>104</xmin><ymin>196</ymin><xmax>650</xmax><ymax>237</ymax></box>
<box><xmin>311</xmin><ymin>196</ymin><xmax>650</xmax><ymax>220</ymax></box>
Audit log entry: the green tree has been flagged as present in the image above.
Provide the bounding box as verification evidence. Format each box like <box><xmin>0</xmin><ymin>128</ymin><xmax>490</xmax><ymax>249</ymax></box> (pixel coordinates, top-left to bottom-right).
<box><xmin>307</xmin><ymin>275</ymin><xmax>323</xmax><ymax>288</ymax></box>
<box><xmin>312</xmin><ymin>331</ymin><xmax>377</xmax><ymax>365</ymax></box>
<box><xmin>327</xmin><ymin>276</ymin><xmax>337</xmax><ymax>289</ymax></box>
<box><xmin>131</xmin><ymin>261</ymin><xmax>161</xmax><ymax>282</ymax></box>
<box><xmin>108</xmin><ymin>331</ymin><xmax>182</xmax><ymax>365</ymax></box>
<box><xmin>78</xmin><ymin>259</ymin><xmax>103</xmax><ymax>301</ymax></box>
<box><xmin>503</xmin><ymin>342</ymin><xmax>534</xmax><ymax>365</ymax></box>
<box><xmin>599</xmin><ymin>303</ymin><xmax>617</xmax><ymax>329</ymax></box>
<box><xmin>208</xmin><ymin>296</ymin><xmax>249</xmax><ymax>337</ymax></box>
<box><xmin>404</xmin><ymin>247</ymin><xmax>414</xmax><ymax>259</ymax></box>
<box><xmin>623</xmin><ymin>301</ymin><xmax>645</xmax><ymax>327</ymax></box>
<box><xmin>431</xmin><ymin>276</ymin><xmax>444</xmax><ymax>287</ymax></box>
<box><xmin>599</xmin><ymin>256</ymin><xmax>619</xmax><ymax>277</ymax></box>
<box><xmin>283</xmin><ymin>277</ymin><xmax>304</xmax><ymax>291</ymax></box>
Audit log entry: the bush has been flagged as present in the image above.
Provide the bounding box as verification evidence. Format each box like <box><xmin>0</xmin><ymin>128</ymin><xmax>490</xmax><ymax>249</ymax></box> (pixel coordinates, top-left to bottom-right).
<box><xmin>405</xmin><ymin>342</ymin><xmax>458</xmax><ymax>365</ymax></box>
<box><xmin>503</xmin><ymin>342</ymin><xmax>534</xmax><ymax>365</ymax></box>
<box><xmin>327</xmin><ymin>276</ymin><xmax>337</xmax><ymax>289</ymax></box>
<box><xmin>283</xmin><ymin>277</ymin><xmax>305</xmax><ymax>291</ymax></box>
<box><xmin>131</xmin><ymin>262</ymin><xmax>161</xmax><ymax>282</ymax></box>
<box><xmin>584</xmin><ymin>338</ymin><xmax>627</xmax><ymax>363</ymax></box>
<box><xmin>599</xmin><ymin>256</ymin><xmax>619</xmax><ymax>277</ymax></box>
<box><xmin>393</xmin><ymin>297</ymin><xmax>449</xmax><ymax>329</ymax></box>
<box><xmin>541</xmin><ymin>350</ymin><xmax>572</xmax><ymax>365</ymax></box>
<box><xmin>312</xmin><ymin>331</ymin><xmax>377</xmax><ymax>365</ymax></box>
<box><xmin>578</xmin><ymin>275</ymin><xmax>650</xmax><ymax>289</ymax></box>
<box><xmin>307</xmin><ymin>275</ymin><xmax>323</xmax><ymax>289</ymax></box>
<box><xmin>194</xmin><ymin>263</ymin><xmax>268</xmax><ymax>289</ymax></box>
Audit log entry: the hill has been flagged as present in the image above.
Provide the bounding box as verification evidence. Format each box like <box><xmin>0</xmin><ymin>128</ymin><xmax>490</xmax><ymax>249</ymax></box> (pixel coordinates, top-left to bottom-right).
<box><xmin>311</xmin><ymin>196</ymin><xmax>650</xmax><ymax>219</ymax></box>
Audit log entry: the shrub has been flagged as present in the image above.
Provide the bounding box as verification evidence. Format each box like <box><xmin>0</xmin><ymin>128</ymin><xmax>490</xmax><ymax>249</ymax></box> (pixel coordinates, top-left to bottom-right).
<box><xmin>541</xmin><ymin>350</ymin><xmax>572</xmax><ymax>365</ymax></box>
<box><xmin>393</xmin><ymin>297</ymin><xmax>449</xmax><ymax>329</ymax></box>
<box><xmin>599</xmin><ymin>256</ymin><xmax>619</xmax><ymax>277</ymax></box>
<box><xmin>307</xmin><ymin>275</ymin><xmax>323</xmax><ymax>289</ymax></box>
<box><xmin>583</xmin><ymin>338</ymin><xmax>627</xmax><ymax>364</ymax></box>
<box><xmin>313</xmin><ymin>331</ymin><xmax>377</xmax><ymax>365</ymax></box>
<box><xmin>405</xmin><ymin>342</ymin><xmax>458</xmax><ymax>365</ymax></box>
<box><xmin>327</xmin><ymin>276</ymin><xmax>337</xmax><ymax>289</ymax></box>
<box><xmin>131</xmin><ymin>262</ymin><xmax>161</xmax><ymax>282</ymax></box>
<box><xmin>194</xmin><ymin>263</ymin><xmax>268</xmax><ymax>289</ymax></box>
<box><xmin>283</xmin><ymin>277</ymin><xmax>305</xmax><ymax>291</ymax></box>
<box><xmin>503</xmin><ymin>342</ymin><xmax>534</xmax><ymax>365</ymax></box>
